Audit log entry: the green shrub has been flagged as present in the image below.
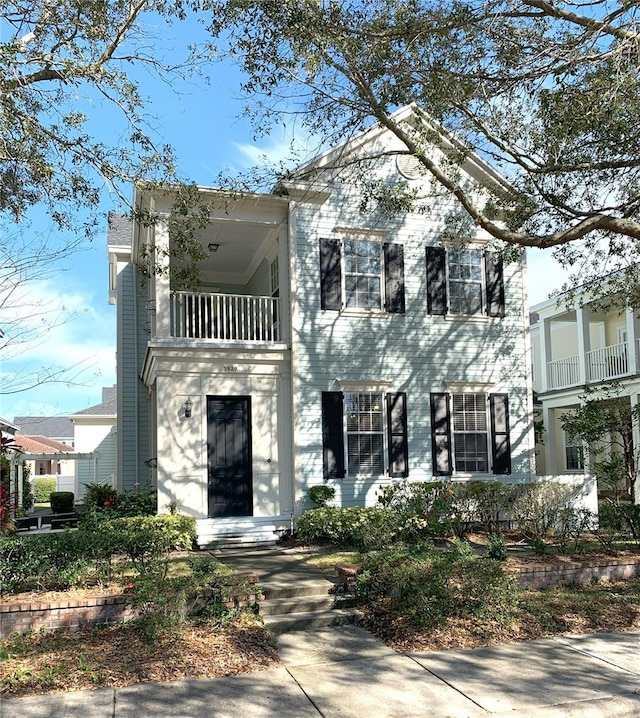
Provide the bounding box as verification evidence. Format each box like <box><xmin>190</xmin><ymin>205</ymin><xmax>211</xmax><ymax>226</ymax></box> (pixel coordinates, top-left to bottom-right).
<box><xmin>511</xmin><ymin>481</ymin><xmax>579</xmax><ymax>538</ymax></box>
<box><xmin>296</xmin><ymin>507</ymin><xmax>396</xmax><ymax>551</ymax></box>
<box><xmin>308</xmin><ymin>485</ymin><xmax>336</xmax><ymax>507</ymax></box>
<box><xmin>83</xmin><ymin>482</ymin><xmax>119</xmax><ymax>509</ymax></box>
<box><xmin>376</xmin><ymin>480</ymin><xmax>461</xmax><ymax>539</ymax></box>
<box><xmin>50</xmin><ymin>491</ymin><xmax>74</xmax><ymax>513</ymax></box>
<box><xmin>357</xmin><ymin>542</ymin><xmax>518</xmax><ymax>629</ymax></box>
<box><xmin>113</xmin><ymin>491</ymin><xmax>157</xmax><ymax>517</ymax></box>
<box><xmin>102</xmin><ymin>514</ymin><xmax>196</xmax><ymax>553</ymax></box>
<box><xmin>34</xmin><ymin>477</ymin><xmax>56</xmax><ymax>503</ymax></box>
<box><xmin>592</xmin><ymin>502</ymin><xmax>627</xmax><ymax>552</ymax></box>
<box><xmin>617</xmin><ymin>503</ymin><xmax>640</xmax><ymax>540</ymax></box>
<box><xmin>486</xmin><ymin>532</ymin><xmax>507</xmax><ymax>561</ymax></box>
<box><xmin>461</xmin><ymin>481</ymin><xmax>519</xmax><ymax>534</ymax></box>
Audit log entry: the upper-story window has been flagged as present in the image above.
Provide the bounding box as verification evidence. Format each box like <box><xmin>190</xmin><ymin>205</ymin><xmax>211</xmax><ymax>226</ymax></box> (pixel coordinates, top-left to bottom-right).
<box><xmin>426</xmin><ymin>246</ymin><xmax>505</xmax><ymax>317</ymax></box>
<box><xmin>319</xmin><ymin>238</ymin><xmax>405</xmax><ymax>314</ymax></box>
<box><xmin>344</xmin><ymin>240</ymin><xmax>382</xmax><ymax>310</ymax></box>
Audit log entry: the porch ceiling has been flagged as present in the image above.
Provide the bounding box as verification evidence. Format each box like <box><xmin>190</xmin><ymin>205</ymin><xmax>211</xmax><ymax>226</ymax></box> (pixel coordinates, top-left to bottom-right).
<box><xmin>194</xmin><ymin>219</ymin><xmax>278</xmax><ymax>278</ymax></box>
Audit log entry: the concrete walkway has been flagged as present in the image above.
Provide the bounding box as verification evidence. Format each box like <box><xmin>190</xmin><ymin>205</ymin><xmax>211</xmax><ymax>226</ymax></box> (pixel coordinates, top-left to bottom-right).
<box><xmin>4</xmin><ymin>547</ymin><xmax>640</xmax><ymax>716</ymax></box>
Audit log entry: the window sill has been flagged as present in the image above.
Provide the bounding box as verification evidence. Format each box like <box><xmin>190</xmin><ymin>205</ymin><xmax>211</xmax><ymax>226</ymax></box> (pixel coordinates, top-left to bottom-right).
<box><xmin>443</xmin><ymin>313</ymin><xmax>490</xmax><ymax>323</ymax></box>
<box><xmin>338</xmin><ymin>308</ymin><xmax>391</xmax><ymax>319</ymax></box>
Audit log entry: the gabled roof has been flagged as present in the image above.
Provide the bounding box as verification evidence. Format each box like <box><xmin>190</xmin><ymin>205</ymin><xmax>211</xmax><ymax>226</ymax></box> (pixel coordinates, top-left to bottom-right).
<box><xmin>13</xmin><ymin>416</ymin><xmax>74</xmax><ymax>439</ymax></box>
<box><xmin>70</xmin><ymin>386</ymin><xmax>117</xmax><ymax>417</ymax></box>
<box><xmin>14</xmin><ymin>435</ymin><xmax>74</xmax><ymax>453</ymax></box>
<box><xmin>286</xmin><ymin>104</ymin><xmax>513</xmax><ymax>198</ymax></box>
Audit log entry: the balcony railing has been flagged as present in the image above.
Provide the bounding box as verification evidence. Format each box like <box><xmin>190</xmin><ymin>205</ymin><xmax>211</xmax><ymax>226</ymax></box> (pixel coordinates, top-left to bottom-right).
<box><xmin>586</xmin><ymin>342</ymin><xmax>628</xmax><ymax>382</ymax></box>
<box><xmin>170</xmin><ymin>291</ymin><xmax>280</xmax><ymax>342</ymax></box>
<box><xmin>547</xmin><ymin>355</ymin><xmax>580</xmax><ymax>389</ymax></box>
<box><xmin>546</xmin><ymin>341</ymin><xmax>633</xmax><ymax>389</ymax></box>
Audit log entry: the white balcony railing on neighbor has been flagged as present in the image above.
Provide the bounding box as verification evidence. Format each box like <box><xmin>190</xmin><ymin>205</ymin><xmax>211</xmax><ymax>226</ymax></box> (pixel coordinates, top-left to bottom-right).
<box><xmin>586</xmin><ymin>341</ymin><xmax>628</xmax><ymax>382</ymax></box>
<box><xmin>546</xmin><ymin>341</ymin><xmax>633</xmax><ymax>389</ymax></box>
<box><xmin>547</xmin><ymin>355</ymin><xmax>580</xmax><ymax>390</ymax></box>
<box><xmin>170</xmin><ymin>291</ymin><xmax>280</xmax><ymax>342</ymax></box>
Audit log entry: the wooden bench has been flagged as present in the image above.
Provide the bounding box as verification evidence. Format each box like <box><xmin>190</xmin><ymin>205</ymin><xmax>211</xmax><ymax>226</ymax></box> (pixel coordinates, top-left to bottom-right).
<box><xmin>40</xmin><ymin>512</ymin><xmax>78</xmax><ymax>530</ymax></box>
<box><xmin>16</xmin><ymin>515</ymin><xmax>40</xmax><ymax>531</ymax></box>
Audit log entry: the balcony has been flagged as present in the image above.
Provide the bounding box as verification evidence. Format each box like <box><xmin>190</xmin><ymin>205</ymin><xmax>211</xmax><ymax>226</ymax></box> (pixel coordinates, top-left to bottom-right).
<box><xmin>170</xmin><ymin>291</ymin><xmax>280</xmax><ymax>342</ymax></box>
<box><xmin>546</xmin><ymin>341</ymin><xmax>634</xmax><ymax>390</ymax></box>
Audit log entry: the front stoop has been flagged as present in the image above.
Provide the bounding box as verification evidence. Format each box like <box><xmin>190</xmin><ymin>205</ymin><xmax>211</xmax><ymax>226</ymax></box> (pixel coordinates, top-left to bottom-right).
<box><xmin>260</xmin><ymin>578</ymin><xmax>362</xmax><ymax>635</ymax></box>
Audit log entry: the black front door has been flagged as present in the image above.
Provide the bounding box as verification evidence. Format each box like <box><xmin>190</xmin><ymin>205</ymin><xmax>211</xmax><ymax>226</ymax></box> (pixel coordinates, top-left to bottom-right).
<box><xmin>207</xmin><ymin>396</ymin><xmax>253</xmax><ymax>517</ymax></box>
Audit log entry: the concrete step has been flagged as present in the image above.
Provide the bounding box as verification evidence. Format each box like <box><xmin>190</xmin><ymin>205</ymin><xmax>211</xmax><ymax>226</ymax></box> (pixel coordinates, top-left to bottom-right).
<box><xmin>260</xmin><ymin>594</ymin><xmax>336</xmax><ymax>616</ymax></box>
<box><xmin>261</xmin><ymin>579</ymin><xmax>338</xmax><ymax>600</ymax></box>
<box><xmin>263</xmin><ymin>607</ymin><xmax>364</xmax><ymax>635</ymax></box>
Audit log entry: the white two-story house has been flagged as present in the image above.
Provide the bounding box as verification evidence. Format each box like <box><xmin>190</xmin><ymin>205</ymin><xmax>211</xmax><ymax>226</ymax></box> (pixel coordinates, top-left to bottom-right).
<box><xmin>109</xmin><ymin>107</ymin><xmax>539</xmax><ymax>545</ymax></box>
<box><xmin>530</xmin><ymin>285</ymin><xmax>640</xmax><ymax>491</ymax></box>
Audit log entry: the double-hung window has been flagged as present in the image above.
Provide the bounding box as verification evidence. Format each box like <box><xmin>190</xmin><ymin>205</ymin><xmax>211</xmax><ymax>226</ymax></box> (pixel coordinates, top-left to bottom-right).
<box><xmin>319</xmin><ymin>238</ymin><xmax>405</xmax><ymax>314</ymax></box>
<box><xmin>430</xmin><ymin>392</ymin><xmax>511</xmax><ymax>475</ymax></box>
<box><xmin>345</xmin><ymin>392</ymin><xmax>384</xmax><ymax>475</ymax></box>
<box><xmin>451</xmin><ymin>394</ymin><xmax>489</xmax><ymax>472</ymax></box>
<box><xmin>321</xmin><ymin>390</ymin><xmax>409</xmax><ymax>479</ymax></box>
<box><xmin>343</xmin><ymin>240</ymin><xmax>382</xmax><ymax>310</ymax></box>
<box><xmin>426</xmin><ymin>246</ymin><xmax>505</xmax><ymax>317</ymax></box>
<box><xmin>564</xmin><ymin>430</ymin><xmax>585</xmax><ymax>471</ymax></box>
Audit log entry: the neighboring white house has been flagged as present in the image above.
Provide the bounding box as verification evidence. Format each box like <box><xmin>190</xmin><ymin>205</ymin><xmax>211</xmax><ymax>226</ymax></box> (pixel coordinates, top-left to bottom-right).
<box><xmin>530</xmin><ymin>286</ymin><xmax>640</xmax><ymax>491</ymax></box>
<box><xmin>70</xmin><ymin>386</ymin><xmax>117</xmax><ymax>500</ymax></box>
<box><xmin>109</xmin><ymin>107</ymin><xmax>541</xmax><ymax>545</ymax></box>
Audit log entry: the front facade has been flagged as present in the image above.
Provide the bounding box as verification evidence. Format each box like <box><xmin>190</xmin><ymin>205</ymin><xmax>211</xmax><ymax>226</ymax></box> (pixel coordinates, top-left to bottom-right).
<box><xmin>530</xmin><ymin>289</ymin><xmax>640</xmax><ymax>490</ymax></box>
<box><xmin>110</xmin><ymin>110</ymin><xmax>537</xmax><ymax>543</ymax></box>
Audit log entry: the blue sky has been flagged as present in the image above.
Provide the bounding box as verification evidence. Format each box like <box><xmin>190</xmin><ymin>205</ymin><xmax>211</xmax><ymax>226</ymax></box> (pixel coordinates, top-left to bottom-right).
<box><xmin>0</xmin><ymin>12</ymin><xmax>568</xmax><ymax>422</ymax></box>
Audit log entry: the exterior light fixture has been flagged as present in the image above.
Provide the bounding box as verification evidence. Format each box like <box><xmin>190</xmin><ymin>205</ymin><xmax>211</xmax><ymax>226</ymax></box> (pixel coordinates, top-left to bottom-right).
<box><xmin>208</xmin><ymin>243</ymin><xmax>219</xmax><ymax>253</ymax></box>
<box><xmin>184</xmin><ymin>398</ymin><xmax>193</xmax><ymax>418</ymax></box>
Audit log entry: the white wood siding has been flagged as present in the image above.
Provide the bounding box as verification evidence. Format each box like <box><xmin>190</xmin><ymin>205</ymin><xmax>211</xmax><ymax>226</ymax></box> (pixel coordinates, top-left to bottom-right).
<box><xmin>290</xmin><ymin>157</ymin><xmax>534</xmax><ymax>507</ymax></box>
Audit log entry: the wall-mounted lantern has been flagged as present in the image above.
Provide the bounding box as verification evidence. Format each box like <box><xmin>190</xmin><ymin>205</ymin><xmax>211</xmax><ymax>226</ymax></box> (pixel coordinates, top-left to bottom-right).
<box><xmin>184</xmin><ymin>398</ymin><xmax>193</xmax><ymax>419</ymax></box>
<box><xmin>208</xmin><ymin>243</ymin><xmax>219</xmax><ymax>253</ymax></box>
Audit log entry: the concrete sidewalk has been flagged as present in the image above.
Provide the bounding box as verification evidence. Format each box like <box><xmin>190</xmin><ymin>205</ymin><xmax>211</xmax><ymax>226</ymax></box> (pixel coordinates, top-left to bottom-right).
<box><xmin>6</xmin><ymin>627</ymin><xmax>640</xmax><ymax>717</ymax></box>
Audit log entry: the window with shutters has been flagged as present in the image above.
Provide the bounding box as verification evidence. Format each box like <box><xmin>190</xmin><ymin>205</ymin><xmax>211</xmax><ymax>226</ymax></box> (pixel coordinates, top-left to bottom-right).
<box><xmin>346</xmin><ymin>392</ymin><xmax>384</xmax><ymax>475</ymax></box>
<box><xmin>430</xmin><ymin>391</ymin><xmax>511</xmax><ymax>476</ymax></box>
<box><xmin>322</xmin><ymin>390</ymin><xmax>408</xmax><ymax>479</ymax></box>
<box><xmin>451</xmin><ymin>394</ymin><xmax>489</xmax><ymax>472</ymax></box>
<box><xmin>319</xmin><ymin>238</ymin><xmax>405</xmax><ymax>314</ymax></box>
<box><xmin>426</xmin><ymin>246</ymin><xmax>505</xmax><ymax>318</ymax></box>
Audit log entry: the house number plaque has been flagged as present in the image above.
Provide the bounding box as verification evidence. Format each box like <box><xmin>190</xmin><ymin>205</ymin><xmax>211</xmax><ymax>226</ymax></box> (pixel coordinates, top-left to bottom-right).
<box><xmin>223</xmin><ymin>365</ymin><xmax>238</xmax><ymax>372</ymax></box>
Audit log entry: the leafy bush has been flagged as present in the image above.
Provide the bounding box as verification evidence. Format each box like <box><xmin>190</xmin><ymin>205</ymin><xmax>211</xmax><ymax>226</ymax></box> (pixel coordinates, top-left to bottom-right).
<box><xmin>357</xmin><ymin>542</ymin><xmax>518</xmax><ymax>629</ymax></box>
<box><xmin>113</xmin><ymin>491</ymin><xmax>157</xmax><ymax>517</ymax></box>
<box><xmin>592</xmin><ymin>501</ymin><xmax>627</xmax><ymax>552</ymax></box>
<box><xmin>617</xmin><ymin>503</ymin><xmax>640</xmax><ymax>540</ymax></box>
<box><xmin>33</xmin><ymin>477</ymin><xmax>56</xmax><ymax>503</ymax></box>
<box><xmin>308</xmin><ymin>484</ymin><xmax>336</xmax><ymax>507</ymax></box>
<box><xmin>102</xmin><ymin>515</ymin><xmax>196</xmax><ymax>554</ymax></box>
<box><xmin>511</xmin><ymin>481</ymin><xmax>579</xmax><ymax>538</ymax></box>
<box><xmin>296</xmin><ymin>507</ymin><xmax>396</xmax><ymax>551</ymax></box>
<box><xmin>50</xmin><ymin>491</ymin><xmax>74</xmax><ymax>513</ymax></box>
<box><xmin>83</xmin><ymin>482</ymin><xmax>119</xmax><ymax>509</ymax></box>
<box><xmin>461</xmin><ymin>481</ymin><xmax>519</xmax><ymax>534</ymax></box>
<box><xmin>376</xmin><ymin>480</ymin><xmax>461</xmax><ymax>539</ymax></box>
<box><xmin>555</xmin><ymin>508</ymin><xmax>596</xmax><ymax>553</ymax></box>
<box><xmin>486</xmin><ymin>532</ymin><xmax>507</xmax><ymax>561</ymax></box>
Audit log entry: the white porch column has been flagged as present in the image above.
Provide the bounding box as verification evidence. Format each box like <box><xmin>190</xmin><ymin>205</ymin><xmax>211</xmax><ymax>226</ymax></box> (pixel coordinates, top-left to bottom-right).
<box><xmin>278</xmin><ymin>222</ymin><xmax>290</xmax><ymax>342</ymax></box>
<box><xmin>154</xmin><ymin>218</ymin><xmax>172</xmax><ymax>339</ymax></box>
<box><xmin>631</xmin><ymin>393</ymin><xmax>640</xmax><ymax>504</ymax></box>
<box><xmin>626</xmin><ymin>308</ymin><xmax>639</xmax><ymax>375</ymax></box>
<box><xmin>539</xmin><ymin>317</ymin><xmax>551</xmax><ymax>392</ymax></box>
<box><xmin>576</xmin><ymin>305</ymin><xmax>590</xmax><ymax>384</ymax></box>
<box><xmin>542</xmin><ymin>404</ymin><xmax>558</xmax><ymax>474</ymax></box>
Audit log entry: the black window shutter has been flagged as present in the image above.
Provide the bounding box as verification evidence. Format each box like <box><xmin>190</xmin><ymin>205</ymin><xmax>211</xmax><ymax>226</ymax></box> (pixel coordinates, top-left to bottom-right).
<box><xmin>426</xmin><ymin>246</ymin><xmax>447</xmax><ymax>315</ymax></box>
<box><xmin>490</xmin><ymin>393</ymin><xmax>511</xmax><ymax>474</ymax></box>
<box><xmin>485</xmin><ymin>251</ymin><xmax>505</xmax><ymax>317</ymax></box>
<box><xmin>321</xmin><ymin>391</ymin><xmax>345</xmax><ymax>479</ymax></box>
<box><xmin>319</xmin><ymin>238</ymin><xmax>342</xmax><ymax>311</ymax></box>
<box><xmin>383</xmin><ymin>243</ymin><xmax>405</xmax><ymax>314</ymax></box>
<box><xmin>430</xmin><ymin>392</ymin><xmax>452</xmax><ymax>475</ymax></box>
<box><xmin>386</xmin><ymin>392</ymin><xmax>409</xmax><ymax>477</ymax></box>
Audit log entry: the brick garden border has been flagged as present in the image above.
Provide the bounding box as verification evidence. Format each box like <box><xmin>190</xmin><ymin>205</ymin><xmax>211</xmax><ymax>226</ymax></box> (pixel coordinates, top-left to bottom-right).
<box><xmin>335</xmin><ymin>556</ymin><xmax>640</xmax><ymax>592</ymax></box>
<box><xmin>0</xmin><ymin>572</ymin><xmax>259</xmax><ymax>639</ymax></box>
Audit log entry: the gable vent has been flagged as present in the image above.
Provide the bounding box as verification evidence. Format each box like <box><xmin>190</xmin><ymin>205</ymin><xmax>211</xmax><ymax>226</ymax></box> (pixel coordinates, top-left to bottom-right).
<box><xmin>396</xmin><ymin>154</ymin><xmax>424</xmax><ymax>180</ymax></box>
